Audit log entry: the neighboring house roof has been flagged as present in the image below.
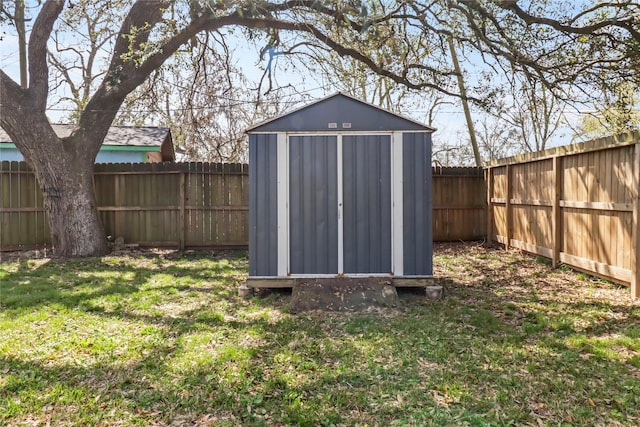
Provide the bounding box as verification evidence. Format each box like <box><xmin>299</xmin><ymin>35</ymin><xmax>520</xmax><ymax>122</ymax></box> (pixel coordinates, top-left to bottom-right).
<box><xmin>0</xmin><ymin>125</ymin><xmax>176</xmax><ymax>161</ymax></box>
<box><xmin>247</xmin><ymin>92</ymin><xmax>436</xmax><ymax>133</ymax></box>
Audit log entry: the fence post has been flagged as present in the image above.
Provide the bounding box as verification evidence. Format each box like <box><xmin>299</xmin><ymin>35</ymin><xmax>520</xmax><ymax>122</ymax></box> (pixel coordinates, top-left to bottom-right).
<box><xmin>552</xmin><ymin>156</ymin><xmax>562</xmax><ymax>268</ymax></box>
<box><xmin>631</xmin><ymin>143</ymin><xmax>640</xmax><ymax>299</ymax></box>
<box><xmin>486</xmin><ymin>167</ymin><xmax>493</xmax><ymax>243</ymax></box>
<box><xmin>179</xmin><ymin>171</ymin><xmax>186</xmax><ymax>251</ymax></box>
<box><xmin>505</xmin><ymin>164</ymin><xmax>512</xmax><ymax>250</ymax></box>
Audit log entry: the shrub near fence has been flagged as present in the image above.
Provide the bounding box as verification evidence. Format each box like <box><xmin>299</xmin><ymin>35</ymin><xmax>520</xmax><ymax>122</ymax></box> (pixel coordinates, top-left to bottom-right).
<box><xmin>0</xmin><ymin>162</ymin><xmax>485</xmax><ymax>252</ymax></box>
<box><xmin>486</xmin><ymin>131</ymin><xmax>640</xmax><ymax>299</ymax></box>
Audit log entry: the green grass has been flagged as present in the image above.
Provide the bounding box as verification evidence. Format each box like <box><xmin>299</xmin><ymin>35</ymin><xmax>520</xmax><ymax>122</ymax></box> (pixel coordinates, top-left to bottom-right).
<box><xmin>1</xmin><ymin>245</ymin><xmax>639</xmax><ymax>426</ymax></box>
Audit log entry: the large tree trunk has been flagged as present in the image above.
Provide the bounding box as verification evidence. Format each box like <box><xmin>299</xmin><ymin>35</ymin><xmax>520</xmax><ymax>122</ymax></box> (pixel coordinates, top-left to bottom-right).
<box><xmin>2</xmin><ymin>112</ymin><xmax>109</xmax><ymax>257</ymax></box>
<box><xmin>19</xmin><ymin>128</ymin><xmax>109</xmax><ymax>258</ymax></box>
<box><xmin>33</xmin><ymin>156</ymin><xmax>108</xmax><ymax>258</ymax></box>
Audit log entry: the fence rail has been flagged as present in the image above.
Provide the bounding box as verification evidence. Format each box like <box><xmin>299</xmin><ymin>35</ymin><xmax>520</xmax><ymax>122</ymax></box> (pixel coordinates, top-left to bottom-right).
<box><xmin>486</xmin><ymin>131</ymin><xmax>640</xmax><ymax>299</ymax></box>
<box><xmin>0</xmin><ymin>163</ymin><xmax>485</xmax><ymax>253</ymax></box>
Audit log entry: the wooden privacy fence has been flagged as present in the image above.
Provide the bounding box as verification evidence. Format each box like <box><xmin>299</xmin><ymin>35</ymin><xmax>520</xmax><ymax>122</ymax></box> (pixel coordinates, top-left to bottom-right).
<box><xmin>0</xmin><ymin>162</ymin><xmax>249</xmax><ymax>251</ymax></box>
<box><xmin>433</xmin><ymin>167</ymin><xmax>486</xmax><ymax>241</ymax></box>
<box><xmin>486</xmin><ymin>131</ymin><xmax>640</xmax><ymax>299</ymax></box>
<box><xmin>0</xmin><ymin>162</ymin><xmax>485</xmax><ymax>252</ymax></box>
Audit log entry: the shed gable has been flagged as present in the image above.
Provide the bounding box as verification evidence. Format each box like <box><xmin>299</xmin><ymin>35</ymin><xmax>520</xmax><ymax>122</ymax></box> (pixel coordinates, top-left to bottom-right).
<box><xmin>248</xmin><ymin>93</ymin><xmax>434</xmax><ymax>133</ymax></box>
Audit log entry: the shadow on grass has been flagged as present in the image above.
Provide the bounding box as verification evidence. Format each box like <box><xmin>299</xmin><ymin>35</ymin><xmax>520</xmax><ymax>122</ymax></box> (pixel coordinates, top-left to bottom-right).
<box><xmin>0</xmin><ymin>252</ymin><xmax>248</xmax><ymax>312</ymax></box>
<box><xmin>0</xmin><ymin>252</ymin><xmax>314</xmax><ymax>422</ymax></box>
<box><xmin>1</xmin><ymin>244</ymin><xmax>639</xmax><ymax>425</ymax></box>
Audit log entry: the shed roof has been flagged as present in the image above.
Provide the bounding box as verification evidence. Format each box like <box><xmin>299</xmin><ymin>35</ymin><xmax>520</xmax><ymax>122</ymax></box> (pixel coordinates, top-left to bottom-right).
<box><xmin>0</xmin><ymin>125</ymin><xmax>175</xmax><ymax>161</ymax></box>
<box><xmin>247</xmin><ymin>92</ymin><xmax>435</xmax><ymax>133</ymax></box>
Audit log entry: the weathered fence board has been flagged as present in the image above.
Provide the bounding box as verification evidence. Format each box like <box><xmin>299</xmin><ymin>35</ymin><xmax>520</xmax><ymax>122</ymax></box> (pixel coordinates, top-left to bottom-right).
<box><xmin>432</xmin><ymin>167</ymin><xmax>486</xmax><ymax>241</ymax></box>
<box><xmin>1</xmin><ymin>162</ymin><xmax>249</xmax><ymax>251</ymax></box>
<box><xmin>487</xmin><ymin>131</ymin><xmax>640</xmax><ymax>299</ymax></box>
<box><xmin>0</xmin><ymin>162</ymin><xmax>484</xmax><ymax>252</ymax></box>
<box><xmin>0</xmin><ymin>161</ymin><xmax>51</xmax><ymax>250</ymax></box>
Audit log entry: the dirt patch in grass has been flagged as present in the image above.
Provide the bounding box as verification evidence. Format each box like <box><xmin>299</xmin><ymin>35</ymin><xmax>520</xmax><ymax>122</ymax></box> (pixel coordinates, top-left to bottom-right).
<box><xmin>290</xmin><ymin>278</ymin><xmax>399</xmax><ymax>312</ymax></box>
<box><xmin>434</xmin><ymin>241</ymin><xmax>638</xmax><ymax>320</ymax></box>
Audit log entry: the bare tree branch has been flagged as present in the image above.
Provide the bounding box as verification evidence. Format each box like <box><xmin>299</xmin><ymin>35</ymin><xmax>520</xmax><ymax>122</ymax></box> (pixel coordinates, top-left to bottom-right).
<box><xmin>27</xmin><ymin>0</ymin><xmax>64</xmax><ymax>108</ymax></box>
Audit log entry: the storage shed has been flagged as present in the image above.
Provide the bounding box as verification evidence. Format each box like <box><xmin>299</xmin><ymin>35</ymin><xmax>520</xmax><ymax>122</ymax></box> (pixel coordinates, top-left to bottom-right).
<box><xmin>247</xmin><ymin>92</ymin><xmax>434</xmax><ymax>288</ymax></box>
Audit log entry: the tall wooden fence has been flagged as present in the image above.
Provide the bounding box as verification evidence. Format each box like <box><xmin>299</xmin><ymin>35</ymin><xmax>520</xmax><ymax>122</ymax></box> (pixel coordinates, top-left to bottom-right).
<box><xmin>0</xmin><ymin>163</ymin><xmax>485</xmax><ymax>252</ymax></box>
<box><xmin>1</xmin><ymin>162</ymin><xmax>249</xmax><ymax>251</ymax></box>
<box><xmin>433</xmin><ymin>167</ymin><xmax>486</xmax><ymax>241</ymax></box>
<box><xmin>486</xmin><ymin>131</ymin><xmax>640</xmax><ymax>299</ymax></box>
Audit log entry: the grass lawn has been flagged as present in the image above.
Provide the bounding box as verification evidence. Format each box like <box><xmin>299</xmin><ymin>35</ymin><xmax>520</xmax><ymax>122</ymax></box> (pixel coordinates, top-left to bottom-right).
<box><xmin>1</xmin><ymin>243</ymin><xmax>639</xmax><ymax>426</ymax></box>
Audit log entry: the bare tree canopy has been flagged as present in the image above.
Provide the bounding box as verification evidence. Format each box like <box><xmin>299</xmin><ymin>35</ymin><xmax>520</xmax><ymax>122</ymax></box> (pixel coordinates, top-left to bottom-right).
<box><xmin>455</xmin><ymin>1</ymin><xmax>639</xmax><ymax>89</ymax></box>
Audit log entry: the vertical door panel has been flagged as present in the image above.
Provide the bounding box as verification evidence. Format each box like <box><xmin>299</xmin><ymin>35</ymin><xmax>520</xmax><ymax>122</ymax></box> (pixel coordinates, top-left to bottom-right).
<box><xmin>342</xmin><ymin>135</ymin><xmax>392</xmax><ymax>273</ymax></box>
<box><xmin>403</xmin><ymin>132</ymin><xmax>433</xmax><ymax>275</ymax></box>
<box><xmin>249</xmin><ymin>134</ymin><xmax>278</xmax><ymax>276</ymax></box>
<box><xmin>289</xmin><ymin>135</ymin><xmax>338</xmax><ymax>274</ymax></box>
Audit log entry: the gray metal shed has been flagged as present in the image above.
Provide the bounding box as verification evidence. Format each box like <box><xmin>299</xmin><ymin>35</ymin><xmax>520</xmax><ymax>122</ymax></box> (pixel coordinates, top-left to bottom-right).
<box><xmin>246</xmin><ymin>92</ymin><xmax>434</xmax><ymax>288</ymax></box>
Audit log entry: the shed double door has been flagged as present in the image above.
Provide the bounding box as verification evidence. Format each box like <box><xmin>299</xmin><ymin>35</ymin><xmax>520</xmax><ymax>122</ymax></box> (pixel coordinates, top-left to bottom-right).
<box><xmin>289</xmin><ymin>135</ymin><xmax>392</xmax><ymax>275</ymax></box>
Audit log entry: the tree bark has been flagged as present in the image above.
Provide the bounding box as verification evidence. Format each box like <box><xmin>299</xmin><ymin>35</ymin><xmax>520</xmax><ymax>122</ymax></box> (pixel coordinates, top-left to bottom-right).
<box><xmin>34</xmin><ymin>155</ymin><xmax>108</xmax><ymax>258</ymax></box>
<box><xmin>15</xmin><ymin>0</ymin><xmax>27</xmax><ymax>88</ymax></box>
<box><xmin>11</xmin><ymin>124</ymin><xmax>108</xmax><ymax>257</ymax></box>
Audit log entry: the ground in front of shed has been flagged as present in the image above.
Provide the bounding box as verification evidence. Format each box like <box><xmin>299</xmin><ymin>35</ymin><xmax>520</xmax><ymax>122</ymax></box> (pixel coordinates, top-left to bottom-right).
<box><xmin>289</xmin><ymin>277</ymin><xmax>400</xmax><ymax>313</ymax></box>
